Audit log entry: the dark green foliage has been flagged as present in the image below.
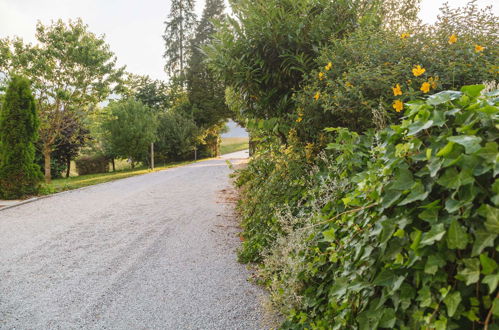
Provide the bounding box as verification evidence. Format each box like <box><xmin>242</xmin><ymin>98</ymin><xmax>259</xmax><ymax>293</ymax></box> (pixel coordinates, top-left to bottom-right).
<box><xmin>238</xmin><ymin>87</ymin><xmax>499</xmax><ymax>328</ymax></box>
<box><xmin>0</xmin><ymin>76</ymin><xmax>42</xmax><ymax>198</ymax></box>
<box><xmin>75</xmin><ymin>154</ymin><xmax>109</xmax><ymax>175</ymax></box>
<box><xmin>155</xmin><ymin>111</ymin><xmax>198</xmax><ymax>161</ymax></box>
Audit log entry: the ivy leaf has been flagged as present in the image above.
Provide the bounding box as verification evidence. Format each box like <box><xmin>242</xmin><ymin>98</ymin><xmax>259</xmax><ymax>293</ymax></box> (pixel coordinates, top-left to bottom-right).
<box><xmin>427</xmin><ymin>90</ymin><xmax>462</xmax><ymax>105</ymax></box>
<box><xmin>456</xmin><ymin>258</ymin><xmax>480</xmax><ymax>285</ymax></box>
<box><xmin>447</xmin><ymin>135</ymin><xmax>482</xmax><ymax>154</ymax></box>
<box><xmin>373</xmin><ymin>269</ymin><xmax>398</xmax><ymax>287</ymax></box>
<box><xmin>436</xmin><ymin>141</ymin><xmax>454</xmax><ymax>157</ymax></box>
<box><xmin>420</xmin><ymin>223</ymin><xmax>446</xmax><ymax>246</ymax></box>
<box><xmin>407</xmin><ymin>119</ymin><xmax>434</xmax><ymax>136</ymax></box>
<box><xmin>437</xmin><ymin>168</ymin><xmax>474</xmax><ymax>189</ymax></box>
<box><xmin>471</xmin><ymin>229</ymin><xmax>496</xmax><ymax>256</ymax></box>
<box><xmin>493</xmin><ymin>298</ymin><xmax>499</xmax><ymax>317</ymax></box>
<box><xmin>446</xmin><ymin>220</ymin><xmax>469</xmax><ymax>250</ymax></box>
<box><xmin>480</xmin><ymin>254</ymin><xmax>498</xmax><ymax>275</ymax></box>
<box><xmin>398</xmin><ymin>181</ymin><xmax>429</xmax><ymax>206</ymax></box>
<box><xmin>476</xmin><ymin>142</ymin><xmax>498</xmax><ymax>163</ymax></box>
<box><xmin>443</xmin><ymin>291</ymin><xmax>462</xmax><ymax>317</ymax></box>
<box><xmin>381</xmin><ymin>189</ymin><xmax>402</xmax><ymax>208</ymax></box>
<box><xmin>391</xmin><ymin>167</ymin><xmax>414</xmax><ymax>190</ymax></box>
<box><xmin>483</xmin><ymin>205</ymin><xmax>499</xmax><ymax>234</ymax></box>
<box><xmin>425</xmin><ymin>254</ymin><xmax>446</xmax><ymax>275</ymax></box>
<box><xmin>483</xmin><ymin>274</ymin><xmax>499</xmax><ymax>293</ymax></box>
<box><xmin>379</xmin><ymin>308</ymin><xmax>396</xmax><ymax>328</ymax></box>
<box><xmin>322</xmin><ymin>228</ymin><xmax>336</xmax><ymax>242</ymax></box>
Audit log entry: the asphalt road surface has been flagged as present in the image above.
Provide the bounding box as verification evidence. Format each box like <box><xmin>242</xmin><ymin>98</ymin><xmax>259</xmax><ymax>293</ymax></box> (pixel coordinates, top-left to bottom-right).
<box><xmin>0</xmin><ymin>150</ymin><xmax>264</xmax><ymax>329</ymax></box>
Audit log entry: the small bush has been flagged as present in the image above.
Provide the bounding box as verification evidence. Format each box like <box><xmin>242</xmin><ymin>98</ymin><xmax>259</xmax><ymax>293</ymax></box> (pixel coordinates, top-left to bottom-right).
<box><xmin>75</xmin><ymin>155</ymin><xmax>109</xmax><ymax>175</ymax></box>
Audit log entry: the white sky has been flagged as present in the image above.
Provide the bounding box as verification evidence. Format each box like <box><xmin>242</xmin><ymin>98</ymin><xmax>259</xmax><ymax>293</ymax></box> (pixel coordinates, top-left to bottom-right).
<box><xmin>0</xmin><ymin>0</ymin><xmax>497</xmax><ymax>81</ymax></box>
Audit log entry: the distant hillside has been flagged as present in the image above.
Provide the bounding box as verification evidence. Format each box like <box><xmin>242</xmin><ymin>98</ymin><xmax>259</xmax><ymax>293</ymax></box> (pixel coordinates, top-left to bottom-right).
<box><xmin>222</xmin><ymin>120</ymin><xmax>248</xmax><ymax>138</ymax></box>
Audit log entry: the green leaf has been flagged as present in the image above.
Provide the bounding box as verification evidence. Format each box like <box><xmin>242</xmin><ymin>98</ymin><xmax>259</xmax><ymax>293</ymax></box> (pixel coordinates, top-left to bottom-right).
<box><xmin>483</xmin><ymin>205</ymin><xmax>499</xmax><ymax>234</ymax></box>
<box><xmin>398</xmin><ymin>181</ymin><xmax>429</xmax><ymax>206</ymax></box>
<box><xmin>480</xmin><ymin>254</ymin><xmax>498</xmax><ymax>275</ymax></box>
<box><xmin>456</xmin><ymin>258</ymin><xmax>480</xmax><ymax>285</ymax></box>
<box><xmin>391</xmin><ymin>167</ymin><xmax>414</xmax><ymax>190</ymax></box>
<box><xmin>443</xmin><ymin>291</ymin><xmax>462</xmax><ymax>317</ymax></box>
<box><xmin>420</xmin><ymin>223</ymin><xmax>446</xmax><ymax>246</ymax></box>
<box><xmin>379</xmin><ymin>308</ymin><xmax>396</xmax><ymax>328</ymax></box>
<box><xmin>373</xmin><ymin>269</ymin><xmax>397</xmax><ymax>287</ymax></box>
<box><xmin>476</xmin><ymin>142</ymin><xmax>498</xmax><ymax>163</ymax></box>
<box><xmin>381</xmin><ymin>189</ymin><xmax>402</xmax><ymax>208</ymax></box>
<box><xmin>446</xmin><ymin>220</ymin><xmax>469</xmax><ymax>250</ymax></box>
<box><xmin>436</xmin><ymin>141</ymin><xmax>454</xmax><ymax>157</ymax></box>
<box><xmin>493</xmin><ymin>298</ymin><xmax>499</xmax><ymax>317</ymax></box>
<box><xmin>425</xmin><ymin>255</ymin><xmax>446</xmax><ymax>275</ymax></box>
<box><xmin>322</xmin><ymin>228</ymin><xmax>336</xmax><ymax>242</ymax></box>
<box><xmin>418</xmin><ymin>208</ymin><xmax>439</xmax><ymax>224</ymax></box>
<box><xmin>428</xmin><ymin>158</ymin><xmax>444</xmax><ymax>177</ymax></box>
<box><xmin>447</xmin><ymin>135</ymin><xmax>482</xmax><ymax>154</ymax></box>
<box><xmin>437</xmin><ymin>168</ymin><xmax>474</xmax><ymax>189</ymax></box>
<box><xmin>407</xmin><ymin>119</ymin><xmax>434</xmax><ymax>136</ymax></box>
<box><xmin>460</xmin><ymin>84</ymin><xmax>485</xmax><ymax>98</ymax></box>
<box><xmin>483</xmin><ymin>274</ymin><xmax>499</xmax><ymax>293</ymax></box>
<box><xmin>427</xmin><ymin>90</ymin><xmax>462</xmax><ymax>105</ymax></box>
<box><xmin>471</xmin><ymin>229</ymin><xmax>496</xmax><ymax>256</ymax></box>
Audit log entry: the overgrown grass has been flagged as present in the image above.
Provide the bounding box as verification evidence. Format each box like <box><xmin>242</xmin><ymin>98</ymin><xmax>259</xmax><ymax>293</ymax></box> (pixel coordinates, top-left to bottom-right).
<box><xmin>40</xmin><ymin>159</ymin><xmax>198</xmax><ymax>195</ymax></box>
<box><xmin>221</xmin><ymin>137</ymin><xmax>249</xmax><ymax>155</ymax></box>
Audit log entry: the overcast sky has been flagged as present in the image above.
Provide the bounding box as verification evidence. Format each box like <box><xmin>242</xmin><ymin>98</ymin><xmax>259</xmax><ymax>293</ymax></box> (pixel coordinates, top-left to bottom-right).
<box><xmin>0</xmin><ymin>0</ymin><xmax>497</xmax><ymax>81</ymax></box>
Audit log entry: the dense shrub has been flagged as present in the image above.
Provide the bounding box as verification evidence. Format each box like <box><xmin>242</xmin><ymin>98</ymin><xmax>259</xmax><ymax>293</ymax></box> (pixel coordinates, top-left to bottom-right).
<box><xmin>294</xmin><ymin>2</ymin><xmax>498</xmax><ymax>138</ymax></box>
<box><xmin>75</xmin><ymin>155</ymin><xmax>109</xmax><ymax>175</ymax></box>
<box><xmin>0</xmin><ymin>76</ymin><xmax>42</xmax><ymax>199</ymax></box>
<box><xmin>238</xmin><ymin>86</ymin><xmax>499</xmax><ymax>328</ymax></box>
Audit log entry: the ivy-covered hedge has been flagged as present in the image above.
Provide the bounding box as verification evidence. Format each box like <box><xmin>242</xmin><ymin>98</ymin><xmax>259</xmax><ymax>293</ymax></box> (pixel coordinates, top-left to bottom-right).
<box><xmin>237</xmin><ymin>86</ymin><xmax>499</xmax><ymax>328</ymax></box>
<box><xmin>75</xmin><ymin>154</ymin><xmax>109</xmax><ymax>175</ymax></box>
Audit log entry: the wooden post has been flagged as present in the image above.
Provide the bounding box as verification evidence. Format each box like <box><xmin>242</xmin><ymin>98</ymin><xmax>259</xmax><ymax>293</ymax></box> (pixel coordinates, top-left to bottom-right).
<box><xmin>151</xmin><ymin>143</ymin><xmax>155</xmax><ymax>170</ymax></box>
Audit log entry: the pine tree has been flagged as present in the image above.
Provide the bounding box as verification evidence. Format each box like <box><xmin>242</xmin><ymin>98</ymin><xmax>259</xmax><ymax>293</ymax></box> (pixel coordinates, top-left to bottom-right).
<box><xmin>163</xmin><ymin>0</ymin><xmax>197</xmax><ymax>79</ymax></box>
<box><xmin>0</xmin><ymin>76</ymin><xmax>43</xmax><ymax>198</ymax></box>
<box><xmin>187</xmin><ymin>0</ymin><xmax>230</xmax><ymax>156</ymax></box>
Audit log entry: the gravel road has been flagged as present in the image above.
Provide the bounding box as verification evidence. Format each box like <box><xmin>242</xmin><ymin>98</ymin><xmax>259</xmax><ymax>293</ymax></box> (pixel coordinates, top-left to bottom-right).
<box><xmin>0</xmin><ymin>150</ymin><xmax>265</xmax><ymax>330</ymax></box>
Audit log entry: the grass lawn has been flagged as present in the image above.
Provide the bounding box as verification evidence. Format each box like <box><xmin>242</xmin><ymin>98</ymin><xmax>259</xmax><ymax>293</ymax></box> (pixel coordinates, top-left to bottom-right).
<box><xmin>220</xmin><ymin>137</ymin><xmax>249</xmax><ymax>155</ymax></box>
<box><xmin>42</xmin><ymin>160</ymin><xmax>198</xmax><ymax>196</ymax></box>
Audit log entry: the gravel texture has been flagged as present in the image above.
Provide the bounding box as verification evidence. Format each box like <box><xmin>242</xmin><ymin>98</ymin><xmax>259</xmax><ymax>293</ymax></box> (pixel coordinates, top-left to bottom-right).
<box><xmin>0</xmin><ymin>150</ymin><xmax>265</xmax><ymax>329</ymax></box>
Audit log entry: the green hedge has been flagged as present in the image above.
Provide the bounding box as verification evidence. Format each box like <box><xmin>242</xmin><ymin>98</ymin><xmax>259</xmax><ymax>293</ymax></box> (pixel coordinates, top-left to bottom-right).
<box><xmin>75</xmin><ymin>155</ymin><xmax>109</xmax><ymax>175</ymax></box>
<box><xmin>237</xmin><ymin>86</ymin><xmax>499</xmax><ymax>328</ymax></box>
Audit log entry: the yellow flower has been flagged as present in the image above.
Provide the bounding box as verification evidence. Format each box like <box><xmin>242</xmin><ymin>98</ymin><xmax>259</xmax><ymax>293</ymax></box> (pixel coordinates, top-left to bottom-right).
<box><xmin>400</xmin><ymin>33</ymin><xmax>410</xmax><ymax>39</ymax></box>
<box><xmin>325</xmin><ymin>62</ymin><xmax>332</xmax><ymax>71</ymax></box>
<box><xmin>314</xmin><ymin>92</ymin><xmax>320</xmax><ymax>100</ymax></box>
<box><xmin>393</xmin><ymin>100</ymin><xmax>404</xmax><ymax>112</ymax></box>
<box><xmin>345</xmin><ymin>81</ymin><xmax>353</xmax><ymax>88</ymax></box>
<box><xmin>475</xmin><ymin>44</ymin><xmax>485</xmax><ymax>53</ymax></box>
<box><xmin>428</xmin><ymin>76</ymin><xmax>439</xmax><ymax>89</ymax></box>
<box><xmin>392</xmin><ymin>84</ymin><xmax>402</xmax><ymax>96</ymax></box>
<box><xmin>318</xmin><ymin>72</ymin><xmax>325</xmax><ymax>80</ymax></box>
<box><xmin>420</xmin><ymin>82</ymin><xmax>431</xmax><ymax>93</ymax></box>
<box><xmin>448</xmin><ymin>34</ymin><xmax>457</xmax><ymax>45</ymax></box>
<box><xmin>296</xmin><ymin>116</ymin><xmax>303</xmax><ymax>123</ymax></box>
<box><xmin>412</xmin><ymin>65</ymin><xmax>426</xmax><ymax>77</ymax></box>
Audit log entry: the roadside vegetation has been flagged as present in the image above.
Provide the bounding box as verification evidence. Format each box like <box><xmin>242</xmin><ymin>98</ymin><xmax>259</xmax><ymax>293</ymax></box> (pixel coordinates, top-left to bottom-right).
<box><xmin>207</xmin><ymin>0</ymin><xmax>499</xmax><ymax>328</ymax></box>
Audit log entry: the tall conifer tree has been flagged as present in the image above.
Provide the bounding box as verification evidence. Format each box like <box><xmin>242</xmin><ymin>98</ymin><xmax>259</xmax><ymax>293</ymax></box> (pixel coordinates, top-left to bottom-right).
<box><xmin>187</xmin><ymin>0</ymin><xmax>230</xmax><ymax>156</ymax></box>
<box><xmin>163</xmin><ymin>0</ymin><xmax>197</xmax><ymax>79</ymax></box>
<box><xmin>0</xmin><ymin>76</ymin><xmax>42</xmax><ymax>198</ymax></box>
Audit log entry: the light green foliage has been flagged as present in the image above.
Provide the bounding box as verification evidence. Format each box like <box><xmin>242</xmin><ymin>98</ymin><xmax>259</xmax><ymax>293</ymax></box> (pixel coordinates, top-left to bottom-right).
<box><xmin>0</xmin><ymin>19</ymin><xmax>124</xmax><ymax>182</ymax></box>
<box><xmin>0</xmin><ymin>76</ymin><xmax>42</xmax><ymax>198</ymax></box>
<box><xmin>156</xmin><ymin>111</ymin><xmax>198</xmax><ymax>161</ymax></box>
<box><xmin>101</xmin><ymin>99</ymin><xmax>158</xmax><ymax>167</ymax></box>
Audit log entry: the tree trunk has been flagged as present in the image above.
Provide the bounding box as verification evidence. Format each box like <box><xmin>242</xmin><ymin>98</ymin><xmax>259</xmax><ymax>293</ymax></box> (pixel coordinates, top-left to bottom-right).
<box><xmin>66</xmin><ymin>157</ymin><xmax>71</xmax><ymax>178</ymax></box>
<box><xmin>111</xmin><ymin>158</ymin><xmax>115</xmax><ymax>172</ymax></box>
<box><xmin>43</xmin><ymin>147</ymin><xmax>52</xmax><ymax>183</ymax></box>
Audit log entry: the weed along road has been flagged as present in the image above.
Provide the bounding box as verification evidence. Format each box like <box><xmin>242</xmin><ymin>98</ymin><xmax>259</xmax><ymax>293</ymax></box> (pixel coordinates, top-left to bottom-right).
<box><xmin>0</xmin><ymin>150</ymin><xmax>264</xmax><ymax>329</ymax></box>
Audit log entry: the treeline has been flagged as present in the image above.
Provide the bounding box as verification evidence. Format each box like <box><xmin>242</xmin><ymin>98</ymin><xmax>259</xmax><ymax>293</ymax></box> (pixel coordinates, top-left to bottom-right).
<box><xmin>0</xmin><ymin>0</ymin><xmax>230</xmax><ymax>198</ymax></box>
<box><xmin>205</xmin><ymin>0</ymin><xmax>499</xmax><ymax>328</ymax></box>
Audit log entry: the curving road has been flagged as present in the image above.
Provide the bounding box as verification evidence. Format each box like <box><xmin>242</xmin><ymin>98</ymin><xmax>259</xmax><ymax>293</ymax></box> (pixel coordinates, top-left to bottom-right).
<box><xmin>0</xmin><ymin>150</ymin><xmax>264</xmax><ymax>329</ymax></box>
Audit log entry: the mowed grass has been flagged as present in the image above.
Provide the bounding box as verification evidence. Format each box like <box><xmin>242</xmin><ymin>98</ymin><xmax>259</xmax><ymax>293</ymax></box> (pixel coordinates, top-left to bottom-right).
<box><xmin>220</xmin><ymin>137</ymin><xmax>249</xmax><ymax>155</ymax></box>
<box><xmin>42</xmin><ymin>159</ymin><xmax>198</xmax><ymax>195</ymax></box>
